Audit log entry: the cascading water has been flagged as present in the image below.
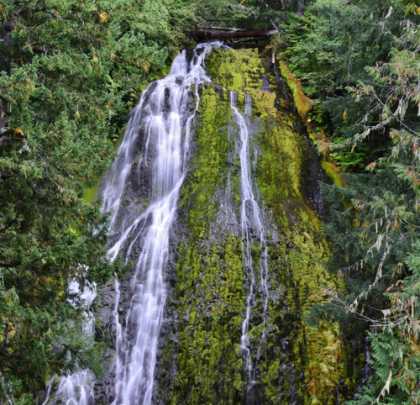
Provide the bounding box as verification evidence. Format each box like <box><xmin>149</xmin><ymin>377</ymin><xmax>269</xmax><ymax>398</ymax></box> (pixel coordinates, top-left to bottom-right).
<box><xmin>46</xmin><ymin>370</ymin><xmax>95</xmax><ymax>405</ymax></box>
<box><xmin>230</xmin><ymin>92</ymin><xmax>270</xmax><ymax>394</ymax></box>
<box><xmin>43</xmin><ymin>275</ymin><xmax>97</xmax><ymax>405</ymax></box>
<box><xmin>101</xmin><ymin>42</ymin><xmax>222</xmax><ymax>405</ymax></box>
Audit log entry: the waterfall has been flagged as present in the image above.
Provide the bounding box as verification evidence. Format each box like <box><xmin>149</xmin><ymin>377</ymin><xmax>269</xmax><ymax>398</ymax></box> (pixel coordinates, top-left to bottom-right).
<box><xmin>230</xmin><ymin>92</ymin><xmax>270</xmax><ymax>393</ymax></box>
<box><xmin>46</xmin><ymin>370</ymin><xmax>95</xmax><ymax>405</ymax></box>
<box><xmin>42</xmin><ymin>275</ymin><xmax>97</xmax><ymax>405</ymax></box>
<box><xmin>102</xmin><ymin>42</ymin><xmax>222</xmax><ymax>405</ymax></box>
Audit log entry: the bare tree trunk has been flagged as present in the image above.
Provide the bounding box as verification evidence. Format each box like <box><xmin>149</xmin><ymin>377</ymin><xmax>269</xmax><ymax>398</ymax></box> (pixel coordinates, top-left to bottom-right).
<box><xmin>297</xmin><ymin>0</ymin><xmax>305</xmax><ymax>15</ymax></box>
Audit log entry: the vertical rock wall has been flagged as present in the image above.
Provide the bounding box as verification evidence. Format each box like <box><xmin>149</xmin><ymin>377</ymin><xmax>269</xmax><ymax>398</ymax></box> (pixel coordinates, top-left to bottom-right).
<box><xmin>156</xmin><ymin>48</ymin><xmax>350</xmax><ymax>404</ymax></box>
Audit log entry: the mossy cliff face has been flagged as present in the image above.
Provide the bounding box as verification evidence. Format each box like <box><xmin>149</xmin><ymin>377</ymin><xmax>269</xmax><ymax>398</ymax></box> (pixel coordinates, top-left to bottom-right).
<box><xmin>157</xmin><ymin>49</ymin><xmax>350</xmax><ymax>404</ymax></box>
<box><xmin>278</xmin><ymin>61</ymin><xmax>344</xmax><ymax>188</ymax></box>
<box><xmin>158</xmin><ymin>86</ymin><xmax>245</xmax><ymax>404</ymax></box>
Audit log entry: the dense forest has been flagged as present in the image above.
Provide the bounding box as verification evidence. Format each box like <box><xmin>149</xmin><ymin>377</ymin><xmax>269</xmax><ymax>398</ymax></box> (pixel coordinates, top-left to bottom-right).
<box><xmin>0</xmin><ymin>0</ymin><xmax>418</xmax><ymax>404</ymax></box>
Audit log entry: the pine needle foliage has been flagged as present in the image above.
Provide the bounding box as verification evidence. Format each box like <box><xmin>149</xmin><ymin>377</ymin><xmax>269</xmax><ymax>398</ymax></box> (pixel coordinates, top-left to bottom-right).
<box><xmin>282</xmin><ymin>1</ymin><xmax>419</xmax><ymax>403</ymax></box>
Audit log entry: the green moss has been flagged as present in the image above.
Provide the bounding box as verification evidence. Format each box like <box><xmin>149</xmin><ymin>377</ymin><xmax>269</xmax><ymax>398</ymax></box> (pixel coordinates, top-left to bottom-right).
<box><xmin>158</xmin><ymin>48</ymin><xmax>351</xmax><ymax>404</ymax></box>
<box><xmin>157</xmin><ymin>83</ymin><xmax>245</xmax><ymax>404</ymax></box>
<box><xmin>180</xmin><ymin>86</ymin><xmax>231</xmax><ymax>239</ymax></box>
<box><xmin>254</xmin><ymin>82</ymin><xmax>346</xmax><ymax>403</ymax></box>
<box><xmin>322</xmin><ymin>161</ymin><xmax>345</xmax><ymax>188</ymax></box>
<box><xmin>207</xmin><ymin>48</ymin><xmax>277</xmax><ymax>118</ymax></box>
<box><xmin>170</xmin><ymin>238</ymin><xmax>245</xmax><ymax>404</ymax></box>
<box><xmin>279</xmin><ymin>60</ymin><xmax>345</xmax><ymax>191</ymax></box>
<box><xmin>83</xmin><ymin>183</ymin><xmax>99</xmax><ymax>204</ymax></box>
<box><xmin>279</xmin><ymin>61</ymin><xmax>313</xmax><ymax>120</ymax></box>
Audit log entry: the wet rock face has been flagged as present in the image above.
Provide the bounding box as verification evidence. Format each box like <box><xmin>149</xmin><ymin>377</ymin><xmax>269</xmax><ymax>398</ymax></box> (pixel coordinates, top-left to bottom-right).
<box><xmin>155</xmin><ymin>48</ymin><xmax>349</xmax><ymax>405</ymax></box>
<box><xmin>97</xmin><ymin>47</ymin><xmax>351</xmax><ymax>405</ymax></box>
<box><xmin>296</xmin><ymin>123</ymin><xmax>326</xmax><ymax>218</ymax></box>
<box><xmin>94</xmin><ymin>279</ymin><xmax>123</xmax><ymax>404</ymax></box>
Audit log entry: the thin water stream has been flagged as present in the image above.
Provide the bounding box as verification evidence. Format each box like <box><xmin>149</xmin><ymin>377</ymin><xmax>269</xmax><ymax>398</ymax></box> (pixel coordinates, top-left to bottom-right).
<box><xmin>230</xmin><ymin>92</ymin><xmax>270</xmax><ymax>395</ymax></box>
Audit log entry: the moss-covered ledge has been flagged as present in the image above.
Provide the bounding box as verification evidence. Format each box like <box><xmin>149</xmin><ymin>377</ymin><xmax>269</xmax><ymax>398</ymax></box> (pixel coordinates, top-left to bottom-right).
<box><xmin>278</xmin><ymin>61</ymin><xmax>344</xmax><ymax>188</ymax></box>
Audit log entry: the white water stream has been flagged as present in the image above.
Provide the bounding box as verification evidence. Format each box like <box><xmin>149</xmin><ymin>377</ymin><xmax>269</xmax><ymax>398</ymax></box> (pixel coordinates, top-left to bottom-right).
<box><xmin>230</xmin><ymin>92</ymin><xmax>269</xmax><ymax>391</ymax></box>
<box><xmin>102</xmin><ymin>42</ymin><xmax>222</xmax><ymax>405</ymax></box>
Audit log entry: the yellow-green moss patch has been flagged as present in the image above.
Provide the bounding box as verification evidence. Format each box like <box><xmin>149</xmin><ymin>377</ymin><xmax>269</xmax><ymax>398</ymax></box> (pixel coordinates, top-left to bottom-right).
<box><xmin>279</xmin><ymin>61</ymin><xmax>313</xmax><ymax>120</ymax></box>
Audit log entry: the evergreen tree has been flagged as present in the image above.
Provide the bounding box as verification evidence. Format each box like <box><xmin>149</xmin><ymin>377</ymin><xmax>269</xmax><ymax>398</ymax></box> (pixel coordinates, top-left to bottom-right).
<box><xmin>282</xmin><ymin>1</ymin><xmax>419</xmax><ymax>403</ymax></box>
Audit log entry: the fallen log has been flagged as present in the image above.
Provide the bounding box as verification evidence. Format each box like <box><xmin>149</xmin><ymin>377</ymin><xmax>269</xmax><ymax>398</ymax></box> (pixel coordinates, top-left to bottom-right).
<box><xmin>191</xmin><ymin>28</ymin><xmax>277</xmax><ymax>41</ymax></box>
